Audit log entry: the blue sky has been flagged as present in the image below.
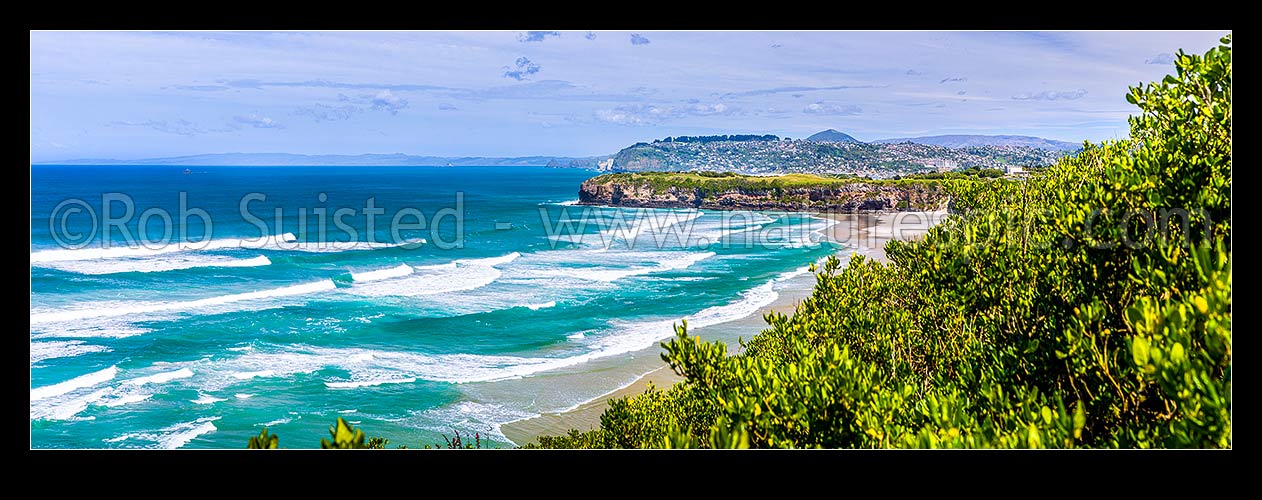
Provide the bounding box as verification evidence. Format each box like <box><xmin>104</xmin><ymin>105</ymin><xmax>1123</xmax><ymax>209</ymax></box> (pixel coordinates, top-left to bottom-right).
<box><xmin>29</xmin><ymin>30</ymin><xmax>1225</xmax><ymax>161</ymax></box>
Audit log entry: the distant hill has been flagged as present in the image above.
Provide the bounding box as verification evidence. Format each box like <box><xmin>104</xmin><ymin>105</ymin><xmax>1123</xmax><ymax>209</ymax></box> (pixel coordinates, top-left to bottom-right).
<box><xmin>806</xmin><ymin>129</ymin><xmax>863</xmax><ymax>143</ymax></box>
<box><xmin>610</xmin><ymin>134</ymin><xmax>1068</xmax><ymax>176</ymax></box>
<box><xmin>35</xmin><ymin>153</ymin><xmax>610</xmax><ymax>168</ymax></box>
<box><xmin>870</xmin><ymin>134</ymin><xmax>1081</xmax><ymax>152</ymax></box>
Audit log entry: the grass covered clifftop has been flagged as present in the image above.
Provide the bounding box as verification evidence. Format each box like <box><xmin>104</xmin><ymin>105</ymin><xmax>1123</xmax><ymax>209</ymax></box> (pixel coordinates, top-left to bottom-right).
<box><xmin>577</xmin><ymin>171</ymin><xmax>964</xmax><ymax>212</ymax></box>
<box><xmin>593</xmin><ymin>171</ymin><xmax>868</xmax><ymax>191</ymax></box>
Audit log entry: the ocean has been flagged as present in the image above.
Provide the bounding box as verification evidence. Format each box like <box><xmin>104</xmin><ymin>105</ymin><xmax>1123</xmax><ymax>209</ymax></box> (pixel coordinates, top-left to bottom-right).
<box><xmin>29</xmin><ymin>165</ymin><xmax>841</xmax><ymax>448</ymax></box>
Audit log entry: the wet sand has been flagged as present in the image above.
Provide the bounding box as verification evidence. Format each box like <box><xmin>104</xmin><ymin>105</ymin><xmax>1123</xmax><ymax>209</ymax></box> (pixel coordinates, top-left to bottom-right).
<box><xmin>500</xmin><ymin>210</ymin><xmax>947</xmax><ymax>447</ymax></box>
<box><xmin>817</xmin><ymin>209</ymin><xmax>948</xmax><ymax>262</ymax></box>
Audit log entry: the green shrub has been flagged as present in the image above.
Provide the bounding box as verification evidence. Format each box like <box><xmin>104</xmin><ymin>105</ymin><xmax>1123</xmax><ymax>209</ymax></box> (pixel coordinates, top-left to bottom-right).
<box><xmin>321</xmin><ymin>417</ymin><xmax>369</xmax><ymax>449</ymax></box>
<box><xmin>246</xmin><ymin>427</ymin><xmax>279</xmax><ymax>449</ymax></box>
<box><xmin>245</xmin><ymin>418</ymin><xmax>492</xmax><ymax>449</ymax></box>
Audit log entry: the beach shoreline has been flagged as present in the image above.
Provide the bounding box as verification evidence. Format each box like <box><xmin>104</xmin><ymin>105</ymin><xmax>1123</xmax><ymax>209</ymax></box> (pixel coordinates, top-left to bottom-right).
<box><xmin>499</xmin><ymin>209</ymin><xmax>947</xmax><ymax>447</ymax></box>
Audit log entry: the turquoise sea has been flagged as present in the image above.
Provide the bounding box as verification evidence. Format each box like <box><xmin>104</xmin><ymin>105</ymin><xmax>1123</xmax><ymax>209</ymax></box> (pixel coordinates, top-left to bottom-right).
<box><xmin>29</xmin><ymin>165</ymin><xmax>840</xmax><ymax>448</ymax></box>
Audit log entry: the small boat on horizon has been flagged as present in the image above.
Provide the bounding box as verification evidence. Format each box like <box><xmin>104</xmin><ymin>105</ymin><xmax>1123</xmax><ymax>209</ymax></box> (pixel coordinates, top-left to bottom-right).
<box><xmin>182</xmin><ymin>168</ymin><xmax>192</xmax><ymax>174</ymax></box>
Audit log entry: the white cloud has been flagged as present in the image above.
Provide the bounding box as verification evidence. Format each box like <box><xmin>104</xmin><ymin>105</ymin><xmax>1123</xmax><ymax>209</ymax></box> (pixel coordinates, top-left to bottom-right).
<box><xmin>295</xmin><ymin>103</ymin><xmax>360</xmax><ymax>122</ymax></box>
<box><xmin>686</xmin><ymin>103</ymin><xmax>730</xmax><ymax>115</ymax></box>
<box><xmin>1011</xmin><ymin>89</ymin><xmax>1088</xmax><ymax>101</ymax></box>
<box><xmin>803</xmin><ymin>102</ymin><xmax>862</xmax><ymax>116</ymax></box>
<box><xmin>232</xmin><ymin>114</ymin><xmax>283</xmax><ymax>129</ymax></box>
<box><xmin>294</xmin><ymin>91</ymin><xmax>409</xmax><ymax>122</ymax></box>
<box><xmin>112</xmin><ymin>119</ymin><xmax>211</xmax><ymax>136</ymax></box>
<box><xmin>519</xmin><ymin>31</ymin><xmax>559</xmax><ymax>43</ymax></box>
<box><xmin>369</xmin><ymin>90</ymin><xmax>408</xmax><ymax>114</ymax></box>
<box><xmin>595</xmin><ymin>104</ymin><xmax>673</xmax><ymax>125</ymax></box>
<box><xmin>502</xmin><ymin>57</ymin><xmax>541</xmax><ymax>81</ymax></box>
<box><xmin>594</xmin><ymin>102</ymin><xmax>736</xmax><ymax>125</ymax></box>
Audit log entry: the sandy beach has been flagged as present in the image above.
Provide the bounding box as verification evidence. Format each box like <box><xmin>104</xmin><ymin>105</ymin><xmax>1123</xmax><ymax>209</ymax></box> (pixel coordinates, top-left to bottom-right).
<box><xmin>500</xmin><ymin>209</ymin><xmax>948</xmax><ymax>447</ymax></box>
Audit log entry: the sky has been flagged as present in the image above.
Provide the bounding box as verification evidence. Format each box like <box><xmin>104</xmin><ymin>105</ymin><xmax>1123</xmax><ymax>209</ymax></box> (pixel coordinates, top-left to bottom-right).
<box><xmin>29</xmin><ymin>30</ymin><xmax>1226</xmax><ymax>161</ymax></box>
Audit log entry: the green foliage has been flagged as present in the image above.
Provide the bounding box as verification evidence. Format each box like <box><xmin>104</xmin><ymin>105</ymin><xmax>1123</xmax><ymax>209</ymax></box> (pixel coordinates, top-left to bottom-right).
<box><xmin>244</xmin><ymin>417</ymin><xmax>492</xmax><ymax>449</ymax></box>
<box><xmin>321</xmin><ymin>417</ymin><xmax>369</xmax><ymax>449</ymax></box>
<box><xmin>531</xmin><ymin>35</ymin><xmax>1231</xmax><ymax>449</ymax></box>
<box><xmin>519</xmin><ymin>378</ymin><xmax>715</xmax><ymax>449</ymax></box>
<box><xmin>654</xmin><ymin>134</ymin><xmax>780</xmax><ymax>144</ymax></box>
<box><xmin>694</xmin><ymin>171</ymin><xmax>740</xmax><ymax>178</ymax></box>
<box><xmin>247</xmin><ymin>427</ymin><xmax>279</xmax><ymax>449</ymax></box>
<box><xmin>523</xmin><ymin>429</ymin><xmax>605</xmax><ymax>449</ymax></box>
<box><xmin>902</xmin><ymin>166</ymin><xmax>1006</xmax><ymax>180</ymax></box>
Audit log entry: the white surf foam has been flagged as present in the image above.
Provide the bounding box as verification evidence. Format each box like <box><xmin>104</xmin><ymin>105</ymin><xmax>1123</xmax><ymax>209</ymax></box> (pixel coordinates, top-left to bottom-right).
<box><xmin>31</xmin><ymin>387</ymin><xmax>113</xmax><ymax>421</ymax></box>
<box><xmin>350</xmin><ymin>264</ymin><xmax>415</xmax><ymax>282</ymax></box>
<box><xmin>30</xmin><ymin>323</ymin><xmax>151</xmax><ymax>340</ymax></box>
<box><xmin>31</xmin><ymin>233</ymin><xmax>425</xmax><ymax>263</ymax></box>
<box><xmin>343</xmin><ymin>253</ymin><xmax>519</xmax><ymax>297</ymax></box>
<box><xmin>523</xmin><ymin>301</ymin><xmax>557</xmax><ymax>310</ymax></box>
<box><xmin>101</xmin><ymin>393</ymin><xmax>152</xmax><ymax>407</ymax></box>
<box><xmin>30</xmin><ymin>234</ymin><xmax>296</xmax><ymax>263</ymax></box>
<box><xmin>158</xmin><ymin>417</ymin><xmax>219</xmax><ymax>448</ymax></box>
<box><xmin>191</xmin><ymin>394</ymin><xmax>226</xmax><ymax>405</ymax></box>
<box><xmin>769</xmin><ymin>216</ymin><xmax>837</xmax><ymax>248</ymax></box>
<box><xmin>407</xmin><ymin>400</ymin><xmax>536</xmax><ymax>443</ymax></box>
<box><xmin>345</xmin><ymin>258</ymin><xmax>514</xmax><ymax>298</ymax></box>
<box><xmin>348</xmin><ymin>265</ymin><xmax>501</xmax><ymax>297</ymax></box>
<box><xmin>325</xmin><ymin>377</ymin><xmax>417</xmax><ymax>389</ymax></box>
<box><xmin>105</xmin><ymin>417</ymin><xmax>220</xmax><ymax>449</ymax></box>
<box><xmin>37</xmin><ymin>254</ymin><xmax>272</xmax><ymax>275</ymax></box>
<box><xmin>30</xmin><ymin>365</ymin><xmax>118</xmax><ymax>401</ymax></box>
<box><xmin>678</xmin><ymin>212</ymin><xmax>775</xmax><ymax>248</ymax></box>
<box><xmin>456</xmin><ymin>252</ymin><xmax>521</xmax><ymax>267</ymax></box>
<box><xmin>573</xmin><ymin>265</ymin><xmax>810</xmax><ymax>364</ymax></box>
<box><xmin>524</xmin><ymin>251</ymin><xmax>715</xmax><ymax>282</ymax></box>
<box><xmin>31</xmin><ymin>362</ymin><xmax>213</xmax><ymax>421</ymax></box>
<box><xmin>30</xmin><ymin>279</ymin><xmax>337</xmax><ymax>324</ymax></box>
<box><xmin>418</xmin><ymin>262</ymin><xmax>457</xmax><ymax>271</ymax></box>
<box><xmin>213</xmin><ymin>255</ymin><xmax>272</xmax><ymax>267</ymax></box>
<box><xmin>598</xmin><ymin>209</ymin><xmax>704</xmax><ymax>244</ymax></box>
<box><xmin>273</xmin><ymin>238</ymin><xmax>425</xmax><ymax>253</ymax></box>
<box><xmin>31</xmin><ymin>364</ymin><xmax>212</xmax><ymax>420</ymax></box>
<box><xmin>123</xmin><ymin>368</ymin><xmax>194</xmax><ymax>386</ymax></box>
<box><xmin>30</xmin><ymin>340</ymin><xmax>110</xmax><ymax>365</ymax></box>
<box><xmin>774</xmin><ymin>265</ymin><xmax>814</xmax><ymax>282</ymax></box>
<box><xmin>231</xmin><ymin>370</ymin><xmax>275</xmax><ymax>380</ymax></box>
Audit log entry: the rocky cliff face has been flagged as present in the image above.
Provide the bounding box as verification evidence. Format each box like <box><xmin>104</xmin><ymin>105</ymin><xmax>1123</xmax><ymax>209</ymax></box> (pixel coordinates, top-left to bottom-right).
<box><xmin>578</xmin><ymin>179</ymin><xmax>950</xmax><ymax>212</ymax></box>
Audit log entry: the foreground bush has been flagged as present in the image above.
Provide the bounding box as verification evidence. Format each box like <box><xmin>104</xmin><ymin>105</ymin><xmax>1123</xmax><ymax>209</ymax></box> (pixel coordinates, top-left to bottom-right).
<box><xmin>245</xmin><ymin>418</ymin><xmax>488</xmax><ymax>449</ymax></box>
